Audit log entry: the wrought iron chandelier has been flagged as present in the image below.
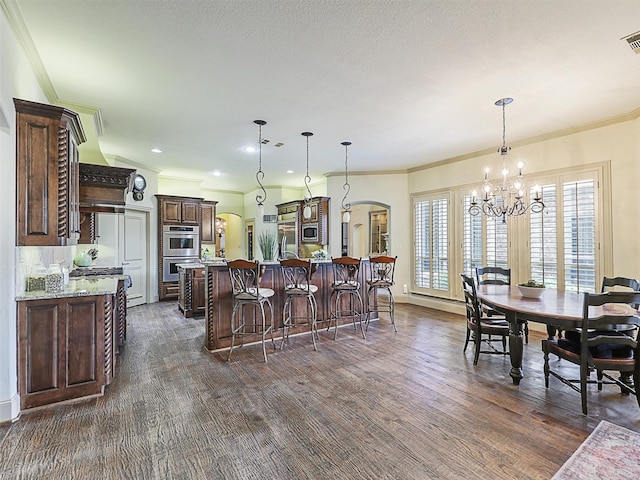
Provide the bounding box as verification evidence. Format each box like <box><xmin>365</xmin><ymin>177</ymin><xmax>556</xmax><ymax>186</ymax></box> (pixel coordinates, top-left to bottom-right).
<box><xmin>302</xmin><ymin>131</ymin><xmax>314</xmax><ymax>220</ymax></box>
<box><xmin>340</xmin><ymin>141</ymin><xmax>352</xmax><ymax>223</ymax></box>
<box><xmin>468</xmin><ymin>98</ymin><xmax>544</xmax><ymax>223</ymax></box>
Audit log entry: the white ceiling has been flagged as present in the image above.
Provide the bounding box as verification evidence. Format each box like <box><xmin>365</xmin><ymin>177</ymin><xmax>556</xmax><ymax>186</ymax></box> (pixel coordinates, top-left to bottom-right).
<box><xmin>7</xmin><ymin>0</ymin><xmax>640</xmax><ymax>193</ymax></box>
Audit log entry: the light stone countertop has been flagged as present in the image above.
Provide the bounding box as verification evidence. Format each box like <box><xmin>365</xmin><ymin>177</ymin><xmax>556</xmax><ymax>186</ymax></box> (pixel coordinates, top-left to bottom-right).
<box><xmin>16</xmin><ymin>277</ymin><xmax>121</xmax><ymax>301</ymax></box>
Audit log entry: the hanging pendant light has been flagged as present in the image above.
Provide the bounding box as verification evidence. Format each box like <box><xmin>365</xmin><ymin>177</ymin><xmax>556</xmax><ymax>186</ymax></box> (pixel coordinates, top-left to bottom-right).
<box><xmin>302</xmin><ymin>131</ymin><xmax>314</xmax><ymax>220</ymax></box>
<box><xmin>254</xmin><ymin>119</ymin><xmax>267</xmax><ymax>218</ymax></box>
<box><xmin>340</xmin><ymin>141</ymin><xmax>352</xmax><ymax>223</ymax></box>
<box><xmin>468</xmin><ymin>98</ymin><xmax>544</xmax><ymax>223</ymax></box>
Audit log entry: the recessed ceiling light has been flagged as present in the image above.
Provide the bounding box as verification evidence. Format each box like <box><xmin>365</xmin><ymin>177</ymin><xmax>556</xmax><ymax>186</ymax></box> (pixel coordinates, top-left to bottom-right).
<box><xmin>151</xmin><ymin>148</ymin><xmax>162</xmax><ymax>153</ymax></box>
<box><xmin>286</xmin><ymin>170</ymin><xmax>294</xmax><ymax>174</ymax></box>
<box><xmin>244</xmin><ymin>146</ymin><xmax>256</xmax><ymax>153</ymax></box>
<box><xmin>212</xmin><ymin>170</ymin><xmax>222</xmax><ymax>177</ymax></box>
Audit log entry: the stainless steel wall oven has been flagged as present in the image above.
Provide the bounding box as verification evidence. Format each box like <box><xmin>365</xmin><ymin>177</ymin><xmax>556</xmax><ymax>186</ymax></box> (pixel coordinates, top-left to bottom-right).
<box><xmin>162</xmin><ymin>225</ymin><xmax>199</xmax><ymax>257</ymax></box>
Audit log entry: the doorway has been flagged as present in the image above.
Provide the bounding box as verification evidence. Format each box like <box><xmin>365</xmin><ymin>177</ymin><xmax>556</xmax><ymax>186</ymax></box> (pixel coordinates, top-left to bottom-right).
<box><xmin>342</xmin><ymin>202</ymin><xmax>390</xmax><ymax>257</ymax></box>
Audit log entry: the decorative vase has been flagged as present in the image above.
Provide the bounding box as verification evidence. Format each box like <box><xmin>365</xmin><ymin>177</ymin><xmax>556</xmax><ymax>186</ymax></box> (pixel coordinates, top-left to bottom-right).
<box><xmin>73</xmin><ymin>251</ymin><xmax>92</xmax><ymax>267</ymax></box>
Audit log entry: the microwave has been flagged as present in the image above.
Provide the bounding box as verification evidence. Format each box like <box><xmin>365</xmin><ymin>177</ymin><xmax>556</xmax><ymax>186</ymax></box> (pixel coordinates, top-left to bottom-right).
<box><xmin>302</xmin><ymin>223</ymin><xmax>318</xmax><ymax>243</ymax></box>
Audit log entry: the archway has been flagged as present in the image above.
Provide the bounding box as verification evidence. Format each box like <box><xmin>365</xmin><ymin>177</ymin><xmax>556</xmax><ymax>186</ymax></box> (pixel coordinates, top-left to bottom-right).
<box><xmin>341</xmin><ymin>201</ymin><xmax>390</xmax><ymax>257</ymax></box>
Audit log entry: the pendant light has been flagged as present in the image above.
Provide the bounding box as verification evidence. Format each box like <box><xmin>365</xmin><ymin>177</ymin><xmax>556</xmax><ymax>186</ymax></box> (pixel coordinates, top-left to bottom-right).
<box><xmin>340</xmin><ymin>141</ymin><xmax>352</xmax><ymax>223</ymax></box>
<box><xmin>468</xmin><ymin>98</ymin><xmax>544</xmax><ymax>223</ymax></box>
<box><xmin>254</xmin><ymin>119</ymin><xmax>267</xmax><ymax>218</ymax></box>
<box><xmin>302</xmin><ymin>131</ymin><xmax>314</xmax><ymax>220</ymax></box>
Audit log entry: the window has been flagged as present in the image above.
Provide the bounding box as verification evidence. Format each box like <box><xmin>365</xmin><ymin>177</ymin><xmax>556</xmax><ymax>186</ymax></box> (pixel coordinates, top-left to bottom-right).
<box><xmin>530</xmin><ymin>184</ymin><xmax>558</xmax><ymax>288</ymax></box>
<box><xmin>563</xmin><ymin>178</ymin><xmax>597</xmax><ymax>292</ymax></box>
<box><xmin>412</xmin><ymin>163</ymin><xmax>608</xmax><ymax>300</ymax></box>
<box><xmin>413</xmin><ymin>193</ymin><xmax>449</xmax><ymax>293</ymax></box>
<box><xmin>462</xmin><ymin>195</ymin><xmax>483</xmax><ymax>275</ymax></box>
<box><xmin>461</xmin><ymin>195</ymin><xmax>509</xmax><ymax>277</ymax></box>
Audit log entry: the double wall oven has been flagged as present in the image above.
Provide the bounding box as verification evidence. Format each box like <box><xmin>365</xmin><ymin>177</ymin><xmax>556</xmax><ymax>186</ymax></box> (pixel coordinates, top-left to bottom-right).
<box><xmin>162</xmin><ymin>225</ymin><xmax>200</xmax><ymax>282</ymax></box>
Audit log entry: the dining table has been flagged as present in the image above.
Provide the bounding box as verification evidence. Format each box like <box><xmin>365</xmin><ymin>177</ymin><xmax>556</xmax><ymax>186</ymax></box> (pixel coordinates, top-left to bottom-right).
<box><xmin>475</xmin><ymin>284</ymin><xmax>635</xmax><ymax>385</ymax></box>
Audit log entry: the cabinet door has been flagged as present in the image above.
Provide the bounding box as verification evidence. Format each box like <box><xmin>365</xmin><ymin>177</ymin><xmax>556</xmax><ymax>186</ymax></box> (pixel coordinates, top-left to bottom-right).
<box><xmin>200</xmin><ymin>202</ymin><xmax>216</xmax><ymax>243</ymax></box>
<box><xmin>162</xmin><ymin>200</ymin><xmax>182</xmax><ymax>223</ymax></box>
<box><xmin>16</xmin><ymin>112</ymin><xmax>65</xmax><ymax>245</ymax></box>
<box><xmin>181</xmin><ymin>201</ymin><xmax>199</xmax><ymax>224</ymax></box>
<box><xmin>18</xmin><ymin>296</ymin><xmax>106</xmax><ymax>409</ymax></box>
<box><xmin>193</xmin><ymin>270</ymin><xmax>206</xmax><ymax>314</ymax></box>
<box><xmin>303</xmin><ymin>202</ymin><xmax>319</xmax><ymax>223</ymax></box>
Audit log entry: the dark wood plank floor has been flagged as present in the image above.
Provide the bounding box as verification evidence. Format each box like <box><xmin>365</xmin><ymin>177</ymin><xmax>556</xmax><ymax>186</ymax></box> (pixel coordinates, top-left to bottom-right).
<box><xmin>1</xmin><ymin>302</ymin><xmax>639</xmax><ymax>479</ymax></box>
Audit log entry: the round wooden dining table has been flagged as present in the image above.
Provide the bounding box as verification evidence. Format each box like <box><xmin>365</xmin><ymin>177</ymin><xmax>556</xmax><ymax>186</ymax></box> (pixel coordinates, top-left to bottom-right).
<box><xmin>476</xmin><ymin>285</ymin><xmax>585</xmax><ymax>385</ymax></box>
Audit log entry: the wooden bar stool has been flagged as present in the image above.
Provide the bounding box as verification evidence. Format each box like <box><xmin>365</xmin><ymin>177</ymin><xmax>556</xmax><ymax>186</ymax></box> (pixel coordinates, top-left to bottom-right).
<box><xmin>227</xmin><ymin>259</ymin><xmax>275</xmax><ymax>363</ymax></box>
<box><xmin>329</xmin><ymin>256</ymin><xmax>366</xmax><ymax>340</ymax></box>
<box><xmin>280</xmin><ymin>258</ymin><xmax>319</xmax><ymax>350</ymax></box>
<box><xmin>365</xmin><ymin>255</ymin><xmax>397</xmax><ymax>332</ymax></box>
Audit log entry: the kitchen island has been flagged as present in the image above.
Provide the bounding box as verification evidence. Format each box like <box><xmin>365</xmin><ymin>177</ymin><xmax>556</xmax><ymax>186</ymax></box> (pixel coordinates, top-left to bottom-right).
<box><xmin>203</xmin><ymin>259</ymin><xmax>376</xmax><ymax>352</ymax></box>
<box><xmin>16</xmin><ymin>275</ymin><xmax>129</xmax><ymax>410</ymax></box>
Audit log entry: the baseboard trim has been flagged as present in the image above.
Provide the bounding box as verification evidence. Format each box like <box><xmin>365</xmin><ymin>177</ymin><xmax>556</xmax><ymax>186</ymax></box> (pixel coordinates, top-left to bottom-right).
<box><xmin>0</xmin><ymin>393</ymin><xmax>21</xmax><ymax>424</ymax></box>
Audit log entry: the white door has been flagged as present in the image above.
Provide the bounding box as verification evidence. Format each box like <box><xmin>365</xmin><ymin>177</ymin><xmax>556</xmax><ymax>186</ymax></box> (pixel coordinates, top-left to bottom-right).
<box><xmin>122</xmin><ymin>210</ymin><xmax>148</xmax><ymax>307</ymax></box>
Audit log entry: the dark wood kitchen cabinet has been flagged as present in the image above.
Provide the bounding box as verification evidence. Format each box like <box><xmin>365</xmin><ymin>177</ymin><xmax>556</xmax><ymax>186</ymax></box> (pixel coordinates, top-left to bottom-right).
<box><xmin>158</xmin><ymin>195</ymin><xmax>202</xmax><ymax>225</ymax></box>
<box><xmin>14</xmin><ymin>98</ymin><xmax>86</xmax><ymax>246</ymax></box>
<box><xmin>200</xmin><ymin>201</ymin><xmax>218</xmax><ymax>244</ymax></box>
<box><xmin>18</xmin><ymin>295</ymin><xmax>107</xmax><ymax>410</ymax></box>
<box><xmin>178</xmin><ymin>266</ymin><xmax>206</xmax><ymax>317</ymax></box>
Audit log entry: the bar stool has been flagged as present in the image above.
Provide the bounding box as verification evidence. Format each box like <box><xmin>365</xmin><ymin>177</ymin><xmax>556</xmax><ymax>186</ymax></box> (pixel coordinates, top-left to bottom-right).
<box><xmin>365</xmin><ymin>255</ymin><xmax>397</xmax><ymax>332</ymax></box>
<box><xmin>227</xmin><ymin>259</ymin><xmax>275</xmax><ymax>363</ymax></box>
<box><xmin>329</xmin><ymin>256</ymin><xmax>366</xmax><ymax>340</ymax></box>
<box><xmin>280</xmin><ymin>258</ymin><xmax>319</xmax><ymax>350</ymax></box>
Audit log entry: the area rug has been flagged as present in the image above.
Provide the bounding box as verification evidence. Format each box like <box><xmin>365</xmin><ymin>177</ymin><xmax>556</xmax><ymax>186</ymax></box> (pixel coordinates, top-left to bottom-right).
<box><xmin>552</xmin><ymin>420</ymin><xmax>640</xmax><ymax>479</ymax></box>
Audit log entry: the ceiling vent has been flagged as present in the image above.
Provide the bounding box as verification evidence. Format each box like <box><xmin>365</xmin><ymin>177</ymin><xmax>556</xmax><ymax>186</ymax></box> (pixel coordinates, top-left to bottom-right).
<box><xmin>622</xmin><ymin>31</ymin><xmax>640</xmax><ymax>54</ymax></box>
<box><xmin>261</xmin><ymin>139</ymin><xmax>285</xmax><ymax>147</ymax></box>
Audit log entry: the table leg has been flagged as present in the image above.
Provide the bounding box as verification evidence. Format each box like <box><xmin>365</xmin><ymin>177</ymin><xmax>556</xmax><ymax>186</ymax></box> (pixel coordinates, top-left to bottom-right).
<box><xmin>507</xmin><ymin>314</ymin><xmax>524</xmax><ymax>385</ymax></box>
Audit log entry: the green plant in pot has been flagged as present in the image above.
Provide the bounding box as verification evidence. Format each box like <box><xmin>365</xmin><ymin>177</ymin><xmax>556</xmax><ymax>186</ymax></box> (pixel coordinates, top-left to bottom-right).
<box><xmin>258</xmin><ymin>231</ymin><xmax>277</xmax><ymax>261</ymax></box>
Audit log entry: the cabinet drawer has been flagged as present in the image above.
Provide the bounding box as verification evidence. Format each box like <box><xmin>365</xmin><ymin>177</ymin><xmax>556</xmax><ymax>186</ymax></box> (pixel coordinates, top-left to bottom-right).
<box><xmin>163</xmin><ymin>283</ymin><xmax>179</xmax><ymax>298</ymax></box>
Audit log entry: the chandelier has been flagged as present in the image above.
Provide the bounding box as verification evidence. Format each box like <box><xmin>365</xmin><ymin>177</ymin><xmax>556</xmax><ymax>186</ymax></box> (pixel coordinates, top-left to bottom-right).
<box><xmin>468</xmin><ymin>98</ymin><xmax>544</xmax><ymax>223</ymax></box>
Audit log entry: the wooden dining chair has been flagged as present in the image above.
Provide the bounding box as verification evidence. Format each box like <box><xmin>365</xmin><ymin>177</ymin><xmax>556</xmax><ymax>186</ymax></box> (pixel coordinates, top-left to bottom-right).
<box><xmin>541</xmin><ymin>291</ymin><xmax>640</xmax><ymax>415</ymax></box>
<box><xmin>474</xmin><ymin>266</ymin><xmax>528</xmax><ymax>343</ymax></box>
<box><xmin>460</xmin><ymin>273</ymin><xmax>510</xmax><ymax>366</ymax></box>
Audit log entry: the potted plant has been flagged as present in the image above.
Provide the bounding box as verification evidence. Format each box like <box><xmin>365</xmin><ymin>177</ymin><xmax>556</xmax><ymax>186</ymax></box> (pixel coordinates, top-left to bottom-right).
<box><xmin>258</xmin><ymin>232</ymin><xmax>277</xmax><ymax>261</ymax></box>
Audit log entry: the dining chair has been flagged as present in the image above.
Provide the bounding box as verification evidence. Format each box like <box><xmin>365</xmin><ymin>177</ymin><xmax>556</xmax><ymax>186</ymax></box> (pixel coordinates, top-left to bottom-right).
<box><xmin>460</xmin><ymin>273</ymin><xmax>510</xmax><ymax>366</ymax></box>
<box><xmin>365</xmin><ymin>255</ymin><xmax>398</xmax><ymax>332</ymax></box>
<box><xmin>475</xmin><ymin>266</ymin><xmax>528</xmax><ymax>343</ymax></box>
<box><xmin>329</xmin><ymin>256</ymin><xmax>366</xmax><ymax>340</ymax></box>
<box><xmin>279</xmin><ymin>258</ymin><xmax>319</xmax><ymax>351</ymax></box>
<box><xmin>541</xmin><ymin>291</ymin><xmax>640</xmax><ymax>415</ymax></box>
<box><xmin>227</xmin><ymin>259</ymin><xmax>275</xmax><ymax>363</ymax></box>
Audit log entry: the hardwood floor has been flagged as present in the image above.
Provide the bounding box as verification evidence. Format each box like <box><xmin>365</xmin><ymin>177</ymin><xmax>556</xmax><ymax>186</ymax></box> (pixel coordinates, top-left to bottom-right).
<box><xmin>1</xmin><ymin>302</ymin><xmax>639</xmax><ymax>479</ymax></box>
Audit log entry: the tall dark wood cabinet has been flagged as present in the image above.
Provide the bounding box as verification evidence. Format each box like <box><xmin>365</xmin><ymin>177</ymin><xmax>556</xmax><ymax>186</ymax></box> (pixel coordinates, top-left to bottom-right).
<box><xmin>14</xmin><ymin>98</ymin><xmax>86</xmax><ymax>246</ymax></box>
<box><xmin>156</xmin><ymin>195</ymin><xmax>204</xmax><ymax>300</ymax></box>
<box><xmin>200</xmin><ymin>201</ymin><xmax>218</xmax><ymax>245</ymax></box>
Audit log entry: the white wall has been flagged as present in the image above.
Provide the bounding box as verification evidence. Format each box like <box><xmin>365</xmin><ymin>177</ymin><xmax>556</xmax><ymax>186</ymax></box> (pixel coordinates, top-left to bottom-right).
<box><xmin>327</xmin><ymin>173</ymin><xmax>410</xmax><ymax>303</ymax></box>
<box><xmin>0</xmin><ymin>9</ymin><xmax>50</xmax><ymax>422</ymax></box>
<box><xmin>407</xmin><ymin>119</ymin><xmax>640</xmax><ymax>281</ymax></box>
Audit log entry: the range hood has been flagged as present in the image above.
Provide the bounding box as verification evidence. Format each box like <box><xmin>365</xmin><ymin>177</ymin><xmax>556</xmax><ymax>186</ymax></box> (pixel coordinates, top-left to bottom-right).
<box><xmin>79</xmin><ymin>163</ymin><xmax>136</xmax><ymax>213</ymax></box>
